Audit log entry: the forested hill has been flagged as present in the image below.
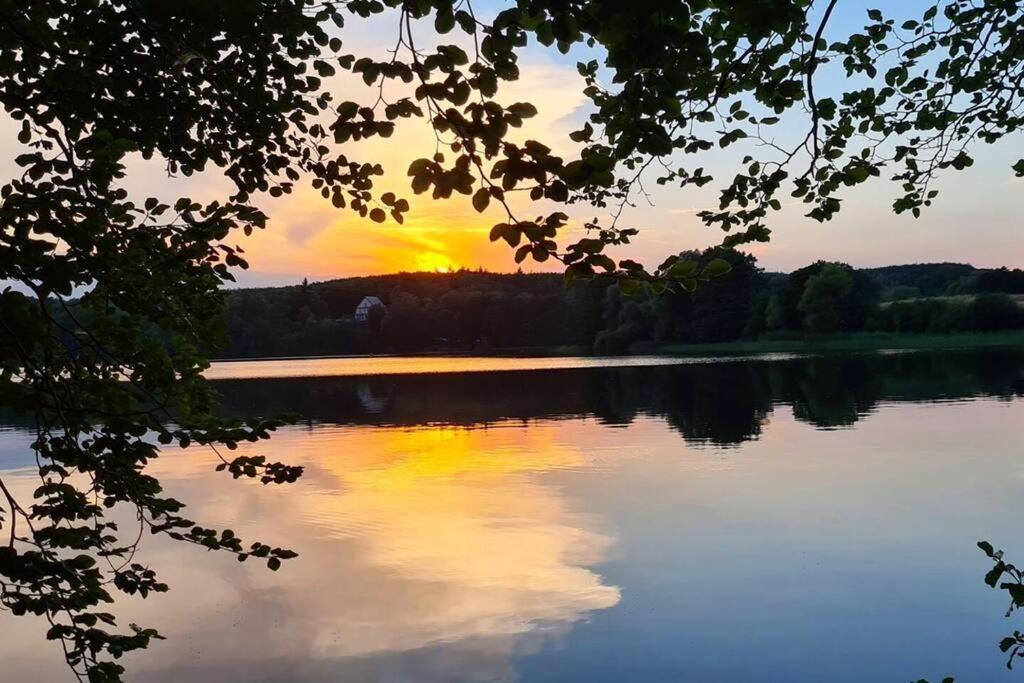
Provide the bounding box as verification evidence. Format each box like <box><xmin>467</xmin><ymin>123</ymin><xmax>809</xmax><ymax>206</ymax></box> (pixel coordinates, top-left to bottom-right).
<box><xmin>221</xmin><ymin>270</ymin><xmax>588</xmax><ymax>358</ymax></box>
<box><xmin>227</xmin><ymin>270</ymin><xmax>567</xmax><ymax>331</ymax></box>
<box><xmin>863</xmin><ymin>263</ymin><xmax>1024</xmax><ymax>298</ymax></box>
<box><xmin>217</xmin><ymin>259</ymin><xmax>1024</xmax><ymax>359</ymax></box>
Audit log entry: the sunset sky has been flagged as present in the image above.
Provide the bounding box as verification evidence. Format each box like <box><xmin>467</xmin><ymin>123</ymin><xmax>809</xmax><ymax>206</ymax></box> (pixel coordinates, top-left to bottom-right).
<box><xmin>5</xmin><ymin>1</ymin><xmax>1021</xmax><ymax>288</ymax></box>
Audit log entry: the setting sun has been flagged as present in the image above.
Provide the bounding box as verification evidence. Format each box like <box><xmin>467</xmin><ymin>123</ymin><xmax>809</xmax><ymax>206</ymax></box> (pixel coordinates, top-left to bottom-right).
<box><xmin>414</xmin><ymin>251</ymin><xmax>456</xmax><ymax>273</ymax></box>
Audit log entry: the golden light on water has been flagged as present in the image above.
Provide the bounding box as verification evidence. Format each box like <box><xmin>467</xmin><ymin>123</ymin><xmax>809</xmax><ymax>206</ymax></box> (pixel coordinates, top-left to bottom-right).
<box><xmin>73</xmin><ymin>417</ymin><xmax>624</xmax><ymax>679</ymax></box>
<box><xmin>290</xmin><ymin>422</ymin><xmax>621</xmax><ymax>659</ymax></box>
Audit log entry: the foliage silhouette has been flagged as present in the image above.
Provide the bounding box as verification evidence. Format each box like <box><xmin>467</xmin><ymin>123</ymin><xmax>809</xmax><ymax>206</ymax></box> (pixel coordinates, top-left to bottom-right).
<box><xmin>217</xmin><ymin>260</ymin><xmax>1024</xmax><ymax>358</ymax></box>
<box><xmin>5</xmin><ymin>0</ymin><xmax>1024</xmax><ymax>679</ymax></box>
<box><xmin>978</xmin><ymin>542</ymin><xmax>1024</xmax><ymax>671</ymax></box>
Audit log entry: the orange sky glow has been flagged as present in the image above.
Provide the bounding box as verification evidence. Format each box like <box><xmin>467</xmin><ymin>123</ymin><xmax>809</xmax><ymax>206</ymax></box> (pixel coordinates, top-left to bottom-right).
<box><xmin>2</xmin><ymin>6</ymin><xmax>1022</xmax><ymax>289</ymax></box>
<box><xmin>231</xmin><ymin>59</ymin><xmax>590</xmax><ymax>284</ymax></box>
<box><xmin>227</xmin><ymin>47</ymin><xmax>1024</xmax><ymax>287</ymax></box>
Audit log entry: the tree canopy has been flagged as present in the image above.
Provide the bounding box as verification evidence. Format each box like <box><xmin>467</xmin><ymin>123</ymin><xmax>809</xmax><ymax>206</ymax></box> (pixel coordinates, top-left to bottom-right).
<box><xmin>3</xmin><ymin>0</ymin><xmax>1024</xmax><ymax>679</ymax></box>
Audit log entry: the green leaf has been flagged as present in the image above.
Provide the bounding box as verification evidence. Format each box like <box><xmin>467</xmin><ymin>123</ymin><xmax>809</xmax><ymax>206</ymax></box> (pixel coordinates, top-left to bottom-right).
<box><xmin>507</xmin><ymin>102</ymin><xmax>538</xmax><ymax>119</ymax></box>
<box><xmin>985</xmin><ymin>561</ymin><xmax>1005</xmax><ymax>587</ymax></box>
<box><xmin>703</xmin><ymin>258</ymin><xmax>732</xmax><ymax>278</ymax></box>
<box><xmin>1006</xmin><ymin>584</ymin><xmax>1024</xmax><ymax>606</ymax></box>
<box><xmin>472</xmin><ymin>188</ymin><xmax>490</xmax><ymax>213</ymax></box>
<box><xmin>618</xmin><ymin>278</ymin><xmax>644</xmax><ymax>298</ymax></box>
<box><xmin>435</xmin><ymin>11</ymin><xmax>455</xmax><ymax>34</ymax></box>
<box><xmin>847</xmin><ymin>166</ymin><xmax>870</xmax><ymax>183</ymax></box>
<box><xmin>667</xmin><ymin>260</ymin><xmax>698</xmax><ymax>278</ymax></box>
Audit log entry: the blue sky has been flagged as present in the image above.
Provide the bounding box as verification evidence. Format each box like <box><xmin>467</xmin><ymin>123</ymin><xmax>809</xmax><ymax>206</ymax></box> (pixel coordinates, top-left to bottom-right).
<box><xmin>2</xmin><ymin>1</ymin><xmax>1018</xmax><ymax>287</ymax></box>
<box><xmin>237</xmin><ymin>0</ymin><xmax>1021</xmax><ymax>284</ymax></box>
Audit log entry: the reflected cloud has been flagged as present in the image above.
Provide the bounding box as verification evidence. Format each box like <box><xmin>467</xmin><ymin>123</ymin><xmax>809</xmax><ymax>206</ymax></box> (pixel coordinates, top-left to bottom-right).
<box><xmin>291</xmin><ymin>424</ymin><xmax>620</xmax><ymax>658</ymax></box>
<box><xmin>68</xmin><ymin>420</ymin><xmax>621</xmax><ymax>682</ymax></box>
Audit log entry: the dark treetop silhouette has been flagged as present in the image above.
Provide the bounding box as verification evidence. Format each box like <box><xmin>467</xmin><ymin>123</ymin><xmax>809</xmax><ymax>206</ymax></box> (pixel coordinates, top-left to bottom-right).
<box><xmin>3</xmin><ymin>1</ymin><xmax>1024</xmax><ymax>680</ymax></box>
<box><xmin>214</xmin><ymin>261</ymin><xmax>1024</xmax><ymax>358</ymax></box>
<box><xmin>202</xmin><ymin>351</ymin><xmax>1024</xmax><ymax>443</ymax></box>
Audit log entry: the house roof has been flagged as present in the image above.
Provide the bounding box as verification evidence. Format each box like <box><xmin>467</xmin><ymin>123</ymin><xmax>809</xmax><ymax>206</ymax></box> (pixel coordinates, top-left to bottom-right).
<box><xmin>356</xmin><ymin>296</ymin><xmax>384</xmax><ymax>309</ymax></box>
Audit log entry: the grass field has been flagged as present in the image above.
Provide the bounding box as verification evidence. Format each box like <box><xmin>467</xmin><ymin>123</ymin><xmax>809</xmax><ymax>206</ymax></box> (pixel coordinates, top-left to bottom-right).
<box><xmin>658</xmin><ymin>330</ymin><xmax>1024</xmax><ymax>357</ymax></box>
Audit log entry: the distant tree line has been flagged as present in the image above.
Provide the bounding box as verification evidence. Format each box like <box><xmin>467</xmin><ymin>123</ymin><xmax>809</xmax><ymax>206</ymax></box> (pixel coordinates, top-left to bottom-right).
<box><xmin>866</xmin><ymin>264</ymin><xmax>1024</xmax><ymax>300</ymax></box>
<box><xmin>220</xmin><ymin>271</ymin><xmax>599</xmax><ymax>357</ymax></box>
<box><xmin>217</xmin><ymin>259</ymin><xmax>1024</xmax><ymax>358</ymax></box>
<box><xmin>871</xmin><ymin>294</ymin><xmax>1024</xmax><ymax>334</ymax></box>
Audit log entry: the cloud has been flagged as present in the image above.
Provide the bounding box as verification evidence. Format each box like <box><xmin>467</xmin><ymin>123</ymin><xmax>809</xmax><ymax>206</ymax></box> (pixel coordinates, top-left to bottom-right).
<box><xmin>228</xmin><ymin>48</ymin><xmax>592</xmax><ymax>279</ymax></box>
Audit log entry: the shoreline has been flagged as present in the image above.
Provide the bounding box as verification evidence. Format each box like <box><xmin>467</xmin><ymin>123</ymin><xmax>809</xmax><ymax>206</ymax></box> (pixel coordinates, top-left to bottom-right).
<box><xmin>207</xmin><ymin>331</ymin><xmax>1024</xmax><ymax>365</ymax></box>
<box><xmin>657</xmin><ymin>330</ymin><xmax>1024</xmax><ymax>356</ymax></box>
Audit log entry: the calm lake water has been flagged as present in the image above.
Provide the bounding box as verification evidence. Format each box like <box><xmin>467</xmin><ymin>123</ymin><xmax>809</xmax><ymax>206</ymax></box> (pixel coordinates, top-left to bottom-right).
<box><xmin>2</xmin><ymin>350</ymin><xmax>1024</xmax><ymax>681</ymax></box>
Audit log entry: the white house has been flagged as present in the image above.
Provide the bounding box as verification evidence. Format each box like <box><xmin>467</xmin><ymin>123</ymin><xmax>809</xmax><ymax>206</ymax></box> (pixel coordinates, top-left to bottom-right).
<box><xmin>354</xmin><ymin>296</ymin><xmax>384</xmax><ymax>323</ymax></box>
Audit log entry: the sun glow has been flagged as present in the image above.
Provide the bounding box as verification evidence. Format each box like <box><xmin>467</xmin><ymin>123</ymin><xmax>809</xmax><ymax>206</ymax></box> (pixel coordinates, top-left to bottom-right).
<box><xmin>215</xmin><ymin>61</ymin><xmax>593</xmax><ymax>282</ymax></box>
<box><xmin>414</xmin><ymin>251</ymin><xmax>456</xmax><ymax>273</ymax></box>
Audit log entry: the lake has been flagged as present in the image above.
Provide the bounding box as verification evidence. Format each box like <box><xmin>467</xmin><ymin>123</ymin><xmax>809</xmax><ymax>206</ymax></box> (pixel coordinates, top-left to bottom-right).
<box><xmin>2</xmin><ymin>349</ymin><xmax>1023</xmax><ymax>681</ymax></box>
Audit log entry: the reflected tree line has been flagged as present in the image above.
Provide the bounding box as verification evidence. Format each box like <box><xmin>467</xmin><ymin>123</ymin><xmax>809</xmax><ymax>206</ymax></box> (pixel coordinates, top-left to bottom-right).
<box><xmin>206</xmin><ymin>350</ymin><xmax>1024</xmax><ymax>447</ymax></box>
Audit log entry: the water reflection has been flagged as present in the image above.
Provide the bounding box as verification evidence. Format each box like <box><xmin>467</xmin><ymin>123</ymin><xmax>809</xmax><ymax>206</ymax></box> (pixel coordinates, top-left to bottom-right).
<box><xmin>203</xmin><ymin>353</ymin><xmax>720</xmax><ymax>380</ymax></box>
<box><xmin>0</xmin><ymin>418</ymin><xmax>623</xmax><ymax>681</ymax></box>
<box><xmin>134</xmin><ymin>423</ymin><xmax>619</xmax><ymax>682</ymax></box>
<box><xmin>212</xmin><ymin>349</ymin><xmax>1024</xmax><ymax>445</ymax></box>
<box><xmin>294</xmin><ymin>424</ymin><xmax>620</xmax><ymax>651</ymax></box>
<box><xmin>0</xmin><ymin>350</ymin><xmax>1023</xmax><ymax>681</ymax></box>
